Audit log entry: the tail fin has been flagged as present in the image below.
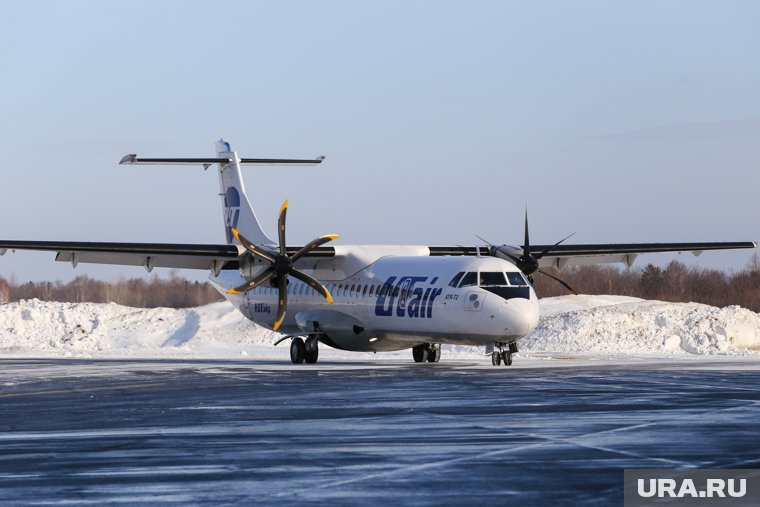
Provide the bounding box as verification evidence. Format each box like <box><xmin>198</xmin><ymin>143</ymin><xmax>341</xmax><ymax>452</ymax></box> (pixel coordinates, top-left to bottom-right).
<box><xmin>215</xmin><ymin>139</ymin><xmax>274</xmax><ymax>246</ymax></box>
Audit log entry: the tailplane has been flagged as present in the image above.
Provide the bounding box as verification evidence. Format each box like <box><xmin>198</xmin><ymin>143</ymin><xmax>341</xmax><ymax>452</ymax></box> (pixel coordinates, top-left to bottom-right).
<box><xmin>119</xmin><ymin>139</ymin><xmax>324</xmax><ymax>246</ymax></box>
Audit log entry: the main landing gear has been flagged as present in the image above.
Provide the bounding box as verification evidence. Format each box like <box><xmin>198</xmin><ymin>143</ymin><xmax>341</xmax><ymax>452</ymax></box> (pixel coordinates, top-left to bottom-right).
<box><xmin>288</xmin><ymin>335</ymin><xmax>320</xmax><ymax>364</ymax></box>
<box><xmin>412</xmin><ymin>343</ymin><xmax>441</xmax><ymax>363</ymax></box>
<box><xmin>490</xmin><ymin>342</ymin><xmax>518</xmax><ymax>367</ymax></box>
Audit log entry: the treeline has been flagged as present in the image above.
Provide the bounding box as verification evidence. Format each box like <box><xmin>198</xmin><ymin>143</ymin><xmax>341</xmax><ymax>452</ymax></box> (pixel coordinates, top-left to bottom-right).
<box><xmin>1</xmin><ymin>260</ymin><xmax>758</xmax><ymax>311</ymax></box>
<box><xmin>533</xmin><ymin>260</ymin><xmax>760</xmax><ymax>312</ymax></box>
<box><xmin>0</xmin><ymin>273</ymin><xmax>223</xmax><ymax>308</ymax></box>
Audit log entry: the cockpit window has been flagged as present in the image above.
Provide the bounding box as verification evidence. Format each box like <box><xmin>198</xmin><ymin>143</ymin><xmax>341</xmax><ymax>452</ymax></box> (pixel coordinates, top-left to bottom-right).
<box><xmin>479</xmin><ymin>272</ymin><xmax>507</xmax><ymax>286</ymax></box>
<box><xmin>507</xmin><ymin>272</ymin><xmax>529</xmax><ymax>286</ymax></box>
<box><xmin>458</xmin><ymin>272</ymin><xmax>478</xmax><ymax>287</ymax></box>
<box><xmin>448</xmin><ymin>272</ymin><xmax>465</xmax><ymax>288</ymax></box>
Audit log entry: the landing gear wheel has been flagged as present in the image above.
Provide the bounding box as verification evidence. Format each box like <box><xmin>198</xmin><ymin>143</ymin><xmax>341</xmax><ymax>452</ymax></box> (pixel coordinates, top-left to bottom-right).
<box><xmin>304</xmin><ymin>335</ymin><xmax>319</xmax><ymax>364</ymax></box>
<box><xmin>290</xmin><ymin>337</ymin><xmax>306</xmax><ymax>364</ymax></box>
<box><xmin>491</xmin><ymin>351</ymin><xmax>502</xmax><ymax>366</ymax></box>
<box><xmin>501</xmin><ymin>351</ymin><xmax>513</xmax><ymax>366</ymax></box>
<box><xmin>427</xmin><ymin>344</ymin><xmax>441</xmax><ymax>363</ymax></box>
<box><xmin>412</xmin><ymin>344</ymin><xmax>429</xmax><ymax>363</ymax></box>
<box><xmin>305</xmin><ymin>348</ymin><xmax>319</xmax><ymax>364</ymax></box>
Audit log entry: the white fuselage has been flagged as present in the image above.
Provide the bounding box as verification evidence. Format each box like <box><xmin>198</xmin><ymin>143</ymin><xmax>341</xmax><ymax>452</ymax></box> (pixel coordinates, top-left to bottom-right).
<box><xmin>211</xmin><ymin>251</ymin><xmax>539</xmax><ymax>352</ymax></box>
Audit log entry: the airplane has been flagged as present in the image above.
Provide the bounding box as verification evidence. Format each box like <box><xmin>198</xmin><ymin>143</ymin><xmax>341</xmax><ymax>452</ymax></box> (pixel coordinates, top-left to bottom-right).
<box><xmin>0</xmin><ymin>139</ymin><xmax>755</xmax><ymax>366</ymax></box>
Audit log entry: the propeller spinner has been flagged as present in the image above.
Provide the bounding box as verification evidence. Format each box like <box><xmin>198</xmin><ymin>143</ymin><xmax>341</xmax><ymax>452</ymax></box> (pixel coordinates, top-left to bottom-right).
<box><xmin>227</xmin><ymin>200</ymin><xmax>338</xmax><ymax>331</ymax></box>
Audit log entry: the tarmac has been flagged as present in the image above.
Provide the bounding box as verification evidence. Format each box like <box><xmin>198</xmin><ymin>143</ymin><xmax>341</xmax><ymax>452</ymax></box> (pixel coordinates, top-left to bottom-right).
<box><xmin>1</xmin><ymin>357</ymin><xmax>759</xmax><ymax>505</ymax></box>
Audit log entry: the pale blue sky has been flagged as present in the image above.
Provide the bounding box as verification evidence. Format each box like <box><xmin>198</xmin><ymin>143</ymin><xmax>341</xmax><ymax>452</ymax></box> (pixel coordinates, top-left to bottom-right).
<box><xmin>1</xmin><ymin>1</ymin><xmax>759</xmax><ymax>281</ymax></box>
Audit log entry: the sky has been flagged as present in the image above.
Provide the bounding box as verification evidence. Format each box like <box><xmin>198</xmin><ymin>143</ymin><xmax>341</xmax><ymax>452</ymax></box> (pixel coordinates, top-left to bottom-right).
<box><xmin>0</xmin><ymin>0</ymin><xmax>759</xmax><ymax>283</ymax></box>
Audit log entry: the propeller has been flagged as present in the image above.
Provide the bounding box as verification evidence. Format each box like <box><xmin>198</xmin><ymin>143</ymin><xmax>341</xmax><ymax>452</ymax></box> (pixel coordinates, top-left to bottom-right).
<box><xmin>227</xmin><ymin>199</ymin><xmax>338</xmax><ymax>331</ymax></box>
<box><xmin>486</xmin><ymin>210</ymin><xmax>578</xmax><ymax>295</ymax></box>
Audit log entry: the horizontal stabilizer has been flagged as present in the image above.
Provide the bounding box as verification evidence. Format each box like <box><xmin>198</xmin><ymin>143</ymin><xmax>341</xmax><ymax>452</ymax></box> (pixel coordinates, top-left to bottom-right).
<box><xmin>119</xmin><ymin>155</ymin><xmax>325</xmax><ymax>166</ymax></box>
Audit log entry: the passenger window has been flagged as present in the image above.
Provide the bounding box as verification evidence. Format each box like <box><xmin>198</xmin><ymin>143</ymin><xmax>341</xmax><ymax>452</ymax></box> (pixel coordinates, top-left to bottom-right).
<box><xmin>362</xmin><ymin>285</ymin><xmax>368</xmax><ymax>297</ymax></box>
<box><xmin>507</xmin><ymin>272</ymin><xmax>529</xmax><ymax>286</ymax></box>
<box><xmin>350</xmin><ymin>285</ymin><xmax>356</xmax><ymax>297</ymax></box>
<box><xmin>369</xmin><ymin>285</ymin><xmax>375</xmax><ymax>297</ymax></box>
<box><xmin>448</xmin><ymin>272</ymin><xmax>465</xmax><ymax>288</ymax></box>
<box><xmin>479</xmin><ymin>272</ymin><xmax>507</xmax><ymax>286</ymax></box>
<box><xmin>459</xmin><ymin>272</ymin><xmax>478</xmax><ymax>287</ymax></box>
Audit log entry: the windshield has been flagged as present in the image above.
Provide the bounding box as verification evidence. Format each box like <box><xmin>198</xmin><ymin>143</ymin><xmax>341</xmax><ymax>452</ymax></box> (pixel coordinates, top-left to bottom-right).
<box><xmin>459</xmin><ymin>272</ymin><xmax>478</xmax><ymax>287</ymax></box>
<box><xmin>479</xmin><ymin>272</ymin><xmax>507</xmax><ymax>286</ymax></box>
<box><xmin>507</xmin><ymin>272</ymin><xmax>529</xmax><ymax>286</ymax></box>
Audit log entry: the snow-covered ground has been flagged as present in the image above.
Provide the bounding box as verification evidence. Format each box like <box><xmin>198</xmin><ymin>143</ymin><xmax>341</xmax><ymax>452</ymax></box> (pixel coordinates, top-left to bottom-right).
<box><xmin>1</xmin><ymin>295</ymin><xmax>759</xmax><ymax>360</ymax></box>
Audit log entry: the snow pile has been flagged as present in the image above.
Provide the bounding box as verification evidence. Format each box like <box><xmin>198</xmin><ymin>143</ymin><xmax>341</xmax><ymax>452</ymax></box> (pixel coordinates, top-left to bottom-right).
<box><xmin>523</xmin><ymin>297</ymin><xmax>760</xmax><ymax>356</ymax></box>
<box><xmin>0</xmin><ymin>296</ymin><xmax>759</xmax><ymax>359</ymax></box>
<box><xmin>0</xmin><ymin>300</ymin><xmax>277</xmax><ymax>358</ymax></box>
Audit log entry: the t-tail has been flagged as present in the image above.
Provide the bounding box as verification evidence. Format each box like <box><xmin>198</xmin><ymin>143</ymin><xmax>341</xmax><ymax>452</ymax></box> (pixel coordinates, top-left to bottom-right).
<box><xmin>119</xmin><ymin>139</ymin><xmax>325</xmax><ymax>246</ymax></box>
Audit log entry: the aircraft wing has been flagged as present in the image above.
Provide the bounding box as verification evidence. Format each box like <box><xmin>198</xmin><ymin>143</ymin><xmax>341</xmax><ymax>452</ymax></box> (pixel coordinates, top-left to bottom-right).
<box><xmin>0</xmin><ymin>241</ymin><xmax>244</xmax><ymax>274</ymax></box>
<box><xmin>0</xmin><ymin>240</ymin><xmax>339</xmax><ymax>274</ymax></box>
<box><xmin>428</xmin><ymin>241</ymin><xmax>757</xmax><ymax>269</ymax></box>
<box><xmin>0</xmin><ymin>240</ymin><xmax>754</xmax><ymax>275</ymax></box>
<box><xmin>533</xmin><ymin>242</ymin><xmax>757</xmax><ymax>269</ymax></box>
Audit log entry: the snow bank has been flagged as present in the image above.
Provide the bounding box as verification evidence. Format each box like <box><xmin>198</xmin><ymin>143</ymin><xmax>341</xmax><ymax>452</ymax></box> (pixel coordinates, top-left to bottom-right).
<box><xmin>1</xmin><ymin>296</ymin><xmax>759</xmax><ymax>359</ymax></box>
<box><xmin>0</xmin><ymin>300</ymin><xmax>277</xmax><ymax>358</ymax></box>
<box><xmin>524</xmin><ymin>296</ymin><xmax>760</xmax><ymax>356</ymax></box>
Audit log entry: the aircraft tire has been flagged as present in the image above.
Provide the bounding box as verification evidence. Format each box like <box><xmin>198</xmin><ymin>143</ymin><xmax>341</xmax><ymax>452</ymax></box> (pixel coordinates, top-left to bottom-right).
<box><xmin>502</xmin><ymin>351</ymin><xmax>513</xmax><ymax>366</ymax></box>
<box><xmin>305</xmin><ymin>348</ymin><xmax>319</xmax><ymax>364</ymax></box>
<box><xmin>412</xmin><ymin>344</ymin><xmax>428</xmax><ymax>363</ymax></box>
<box><xmin>427</xmin><ymin>344</ymin><xmax>441</xmax><ymax>363</ymax></box>
<box><xmin>491</xmin><ymin>351</ymin><xmax>502</xmax><ymax>366</ymax></box>
<box><xmin>290</xmin><ymin>337</ymin><xmax>306</xmax><ymax>364</ymax></box>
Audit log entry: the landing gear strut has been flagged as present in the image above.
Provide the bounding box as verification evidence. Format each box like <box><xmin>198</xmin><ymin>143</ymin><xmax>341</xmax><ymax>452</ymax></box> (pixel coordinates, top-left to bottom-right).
<box><xmin>488</xmin><ymin>342</ymin><xmax>517</xmax><ymax>367</ymax></box>
<box><xmin>412</xmin><ymin>343</ymin><xmax>441</xmax><ymax>363</ymax></box>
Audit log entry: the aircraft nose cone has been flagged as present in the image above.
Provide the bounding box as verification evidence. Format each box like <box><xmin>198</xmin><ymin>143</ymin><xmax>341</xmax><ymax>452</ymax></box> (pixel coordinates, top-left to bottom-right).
<box><xmin>499</xmin><ymin>297</ymin><xmax>539</xmax><ymax>337</ymax></box>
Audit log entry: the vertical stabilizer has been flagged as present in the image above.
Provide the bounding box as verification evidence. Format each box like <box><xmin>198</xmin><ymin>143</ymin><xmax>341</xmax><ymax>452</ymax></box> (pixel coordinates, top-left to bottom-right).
<box><xmin>215</xmin><ymin>139</ymin><xmax>275</xmax><ymax>246</ymax></box>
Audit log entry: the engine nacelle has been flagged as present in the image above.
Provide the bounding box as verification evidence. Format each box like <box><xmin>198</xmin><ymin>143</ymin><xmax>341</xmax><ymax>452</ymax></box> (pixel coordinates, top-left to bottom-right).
<box><xmin>238</xmin><ymin>252</ymin><xmax>270</xmax><ymax>280</ymax></box>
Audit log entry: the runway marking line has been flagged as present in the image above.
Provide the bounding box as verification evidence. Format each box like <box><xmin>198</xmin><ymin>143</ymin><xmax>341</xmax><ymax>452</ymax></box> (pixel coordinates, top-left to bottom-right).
<box><xmin>0</xmin><ymin>381</ymin><xmax>168</xmax><ymax>398</ymax></box>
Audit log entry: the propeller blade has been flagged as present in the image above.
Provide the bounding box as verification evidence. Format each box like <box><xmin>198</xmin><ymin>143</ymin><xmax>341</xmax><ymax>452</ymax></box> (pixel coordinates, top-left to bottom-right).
<box><xmin>535</xmin><ymin>232</ymin><xmax>577</xmax><ymax>260</ymax></box>
<box><xmin>523</xmin><ymin>209</ymin><xmax>530</xmax><ymax>254</ymax></box>
<box><xmin>290</xmin><ymin>268</ymin><xmax>334</xmax><ymax>304</ymax></box>
<box><xmin>537</xmin><ymin>268</ymin><xmax>577</xmax><ymax>295</ymax></box>
<box><xmin>231</xmin><ymin>228</ymin><xmax>276</xmax><ymax>263</ymax></box>
<box><xmin>278</xmin><ymin>199</ymin><xmax>288</xmax><ymax>256</ymax></box>
<box><xmin>272</xmin><ymin>275</ymin><xmax>289</xmax><ymax>331</ymax></box>
<box><xmin>291</xmin><ymin>234</ymin><xmax>339</xmax><ymax>263</ymax></box>
<box><xmin>227</xmin><ymin>266</ymin><xmax>275</xmax><ymax>295</ymax></box>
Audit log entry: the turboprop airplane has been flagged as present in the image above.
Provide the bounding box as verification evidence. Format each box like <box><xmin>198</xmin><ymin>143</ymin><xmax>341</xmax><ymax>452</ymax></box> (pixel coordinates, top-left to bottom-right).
<box><xmin>0</xmin><ymin>140</ymin><xmax>755</xmax><ymax>366</ymax></box>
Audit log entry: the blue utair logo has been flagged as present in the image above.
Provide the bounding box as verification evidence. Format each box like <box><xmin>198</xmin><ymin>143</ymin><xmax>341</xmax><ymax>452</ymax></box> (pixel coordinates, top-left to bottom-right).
<box><xmin>375</xmin><ymin>276</ymin><xmax>442</xmax><ymax>318</ymax></box>
<box><xmin>253</xmin><ymin>303</ymin><xmax>271</xmax><ymax>314</ymax></box>
<box><xmin>224</xmin><ymin>187</ymin><xmax>241</xmax><ymax>244</ymax></box>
